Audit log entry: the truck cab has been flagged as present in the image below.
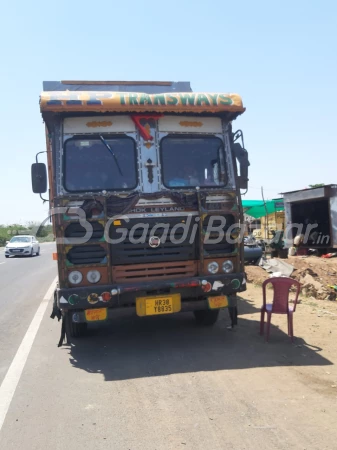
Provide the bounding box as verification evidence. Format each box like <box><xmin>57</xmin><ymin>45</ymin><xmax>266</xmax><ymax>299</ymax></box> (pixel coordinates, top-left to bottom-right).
<box><xmin>32</xmin><ymin>80</ymin><xmax>249</xmax><ymax>340</ymax></box>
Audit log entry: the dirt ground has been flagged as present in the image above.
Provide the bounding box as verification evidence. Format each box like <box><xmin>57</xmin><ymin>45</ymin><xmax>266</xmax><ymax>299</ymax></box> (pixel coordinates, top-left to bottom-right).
<box><xmin>246</xmin><ymin>255</ymin><xmax>337</xmax><ymax>301</ymax></box>
<box><xmin>235</xmin><ymin>280</ymin><xmax>337</xmax><ymax>449</ymax></box>
<box><xmin>240</xmin><ymin>281</ymin><xmax>337</xmax><ymax>361</ymax></box>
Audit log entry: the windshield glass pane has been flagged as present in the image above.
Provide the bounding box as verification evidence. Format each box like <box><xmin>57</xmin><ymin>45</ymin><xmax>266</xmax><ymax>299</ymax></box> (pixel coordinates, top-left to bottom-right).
<box><xmin>64</xmin><ymin>136</ymin><xmax>137</xmax><ymax>192</ymax></box>
<box><xmin>161</xmin><ymin>136</ymin><xmax>227</xmax><ymax>188</ymax></box>
<box><xmin>10</xmin><ymin>237</ymin><xmax>31</xmax><ymax>243</ymax></box>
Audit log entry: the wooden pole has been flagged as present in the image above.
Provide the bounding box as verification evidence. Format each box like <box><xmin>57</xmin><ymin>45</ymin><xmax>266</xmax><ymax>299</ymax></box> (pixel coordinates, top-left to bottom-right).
<box><xmin>261</xmin><ymin>186</ymin><xmax>268</xmax><ymax>240</ymax></box>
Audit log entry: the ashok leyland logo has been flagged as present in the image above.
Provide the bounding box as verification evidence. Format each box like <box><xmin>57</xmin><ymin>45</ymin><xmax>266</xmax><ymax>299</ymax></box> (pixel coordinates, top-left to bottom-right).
<box><xmin>149</xmin><ymin>236</ymin><xmax>161</xmax><ymax>248</ymax></box>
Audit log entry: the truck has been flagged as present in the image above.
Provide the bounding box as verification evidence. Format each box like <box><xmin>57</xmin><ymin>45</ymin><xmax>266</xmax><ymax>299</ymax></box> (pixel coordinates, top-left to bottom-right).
<box><xmin>31</xmin><ymin>80</ymin><xmax>250</xmax><ymax>344</ymax></box>
<box><xmin>252</xmin><ymin>211</ymin><xmax>285</xmax><ymax>240</ymax></box>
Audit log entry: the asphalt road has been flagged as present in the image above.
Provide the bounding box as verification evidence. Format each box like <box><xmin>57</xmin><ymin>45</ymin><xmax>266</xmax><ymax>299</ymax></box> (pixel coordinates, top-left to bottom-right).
<box><xmin>0</xmin><ymin>243</ymin><xmax>57</xmax><ymax>386</ymax></box>
<box><xmin>0</xmin><ymin>245</ymin><xmax>336</xmax><ymax>449</ymax></box>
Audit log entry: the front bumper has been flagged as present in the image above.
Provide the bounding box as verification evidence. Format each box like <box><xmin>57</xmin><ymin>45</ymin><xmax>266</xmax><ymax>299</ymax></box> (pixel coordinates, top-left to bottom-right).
<box><xmin>57</xmin><ymin>272</ymin><xmax>246</xmax><ymax>311</ymax></box>
<box><xmin>5</xmin><ymin>247</ymin><xmax>32</xmax><ymax>255</ymax></box>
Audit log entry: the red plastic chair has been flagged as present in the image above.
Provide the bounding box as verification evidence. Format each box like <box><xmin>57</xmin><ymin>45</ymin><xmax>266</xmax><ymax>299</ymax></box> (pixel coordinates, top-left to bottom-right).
<box><xmin>260</xmin><ymin>277</ymin><xmax>301</xmax><ymax>342</ymax></box>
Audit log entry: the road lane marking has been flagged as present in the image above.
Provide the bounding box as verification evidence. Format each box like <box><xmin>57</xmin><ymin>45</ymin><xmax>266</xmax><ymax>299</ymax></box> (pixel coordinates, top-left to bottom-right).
<box><xmin>0</xmin><ymin>276</ymin><xmax>58</xmax><ymax>432</ymax></box>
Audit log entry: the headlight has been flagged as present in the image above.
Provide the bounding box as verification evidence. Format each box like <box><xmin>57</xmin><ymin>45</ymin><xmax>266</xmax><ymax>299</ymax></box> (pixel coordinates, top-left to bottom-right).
<box><xmin>68</xmin><ymin>271</ymin><xmax>83</xmax><ymax>285</ymax></box>
<box><xmin>222</xmin><ymin>260</ymin><xmax>234</xmax><ymax>273</ymax></box>
<box><xmin>87</xmin><ymin>270</ymin><xmax>101</xmax><ymax>284</ymax></box>
<box><xmin>207</xmin><ymin>261</ymin><xmax>219</xmax><ymax>274</ymax></box>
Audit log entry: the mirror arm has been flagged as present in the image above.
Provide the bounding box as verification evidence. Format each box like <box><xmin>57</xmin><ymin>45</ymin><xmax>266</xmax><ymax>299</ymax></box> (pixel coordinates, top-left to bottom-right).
<box><xmin>39</xmin><ymin>193</ymin><xmax>48</xmax><ymax>204</ymax></box>
<box><xmin>233</xmin><ymin>129</ymin><xmax>245</xmax><ymax>149</ymax></box>
<box><xmin>35</xmin><ymin>151</ymin><xmax>47</xmax><ymax>164</ymax></box>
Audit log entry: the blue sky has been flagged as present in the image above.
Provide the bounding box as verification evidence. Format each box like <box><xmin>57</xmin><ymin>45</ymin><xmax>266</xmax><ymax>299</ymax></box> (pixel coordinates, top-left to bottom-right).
<box><xmin>0</xmin><ymin>0</ymin><xmax>336</xmax><ymax>224</ymax></box>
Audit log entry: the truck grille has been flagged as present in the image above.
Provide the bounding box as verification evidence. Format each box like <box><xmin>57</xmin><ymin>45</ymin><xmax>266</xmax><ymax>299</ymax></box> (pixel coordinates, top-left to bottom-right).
<box><xmin>112</xmin><ymin>260</ymin><xmax>198</xmax><ymax>282</ymax></box>
<box><xmin>203</xmin><ymin>215</ymin><xmax>235</xmax><ymax>255</ymax></box>
<box><xmin>108</xmin><ymin>214</ymin><xmax>236</xmax><ymax>264</ymax></box>
<box><xmin>65</xmin><ymin>221</ymin><xmax>104</xmax><ymax>241</ymax></box>
<box><xmin>66</xmin><ymin>245</ymin><xmax>107</xmax><ymax>265</ymax></box>
<box><xmin>109</xmin><ymin>217</ymin><xmax>197</xmax><ymax>264</ymax></box>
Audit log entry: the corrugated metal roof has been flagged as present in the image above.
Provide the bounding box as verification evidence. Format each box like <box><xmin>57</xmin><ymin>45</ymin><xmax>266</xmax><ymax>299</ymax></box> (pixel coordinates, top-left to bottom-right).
<box><xmin>281</xmin><ymin>184</ymin><xmax>337</xmax><ymax>195</ymax></box>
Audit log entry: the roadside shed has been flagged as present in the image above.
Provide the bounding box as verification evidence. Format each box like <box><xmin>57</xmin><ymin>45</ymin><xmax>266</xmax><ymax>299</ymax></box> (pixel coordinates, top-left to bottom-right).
<box><xmin>282</xmin><ymin>185</ymin><xmax>337</xmax><ymax>249</ymax></box>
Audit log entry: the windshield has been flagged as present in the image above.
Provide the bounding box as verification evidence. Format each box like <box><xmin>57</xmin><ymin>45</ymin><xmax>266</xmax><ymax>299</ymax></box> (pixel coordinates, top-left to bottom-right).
<box><xmin>161</xmin><ymin>136</ymin><xmax>227</xmax><ymax>188</ymax></box>
<box><xmin>10</xmin><ymin>237</ymin><xmax>31</xmax><ymax>243</ymax></box>
<box><xmin>64</xmin><ymin>136</ymin><xmax>137</xmax><ymax>192</ymax></box>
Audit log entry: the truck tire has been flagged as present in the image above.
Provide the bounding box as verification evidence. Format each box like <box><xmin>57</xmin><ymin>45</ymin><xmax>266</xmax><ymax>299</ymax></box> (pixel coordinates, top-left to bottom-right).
<box><xmin>65</xmin><ymin>312</ymin><xmax>87</xmax><ymax>338</ymax></box>
<box><xmin>194</xmin><ymin>309</ymin><xmax>220</xmax><ymax>326</ymax></box>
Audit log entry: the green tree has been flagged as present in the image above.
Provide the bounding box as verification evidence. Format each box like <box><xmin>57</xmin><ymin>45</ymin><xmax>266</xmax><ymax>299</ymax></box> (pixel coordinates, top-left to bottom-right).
<box><xmin>36</xmin><ymin>225</ymin><xmax>49</xmax><ymax>238</ymax></box>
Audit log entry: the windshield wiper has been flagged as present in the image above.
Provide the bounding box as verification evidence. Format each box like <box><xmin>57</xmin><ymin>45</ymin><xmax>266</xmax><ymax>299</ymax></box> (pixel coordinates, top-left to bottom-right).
<box><xmin>99</xmin><ymin>135</ymin><xmax>123</xmax><ymax>176</ymax></box>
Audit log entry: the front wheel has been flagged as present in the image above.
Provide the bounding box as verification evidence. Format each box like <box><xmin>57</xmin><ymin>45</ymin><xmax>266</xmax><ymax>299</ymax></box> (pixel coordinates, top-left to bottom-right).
<box><xmin>194</xmin><ymin>309</ymin><xmax>220</xmax><ymax>326</ymax></box>
<box><xmin>65</xmin><ymin>312</ymin><xmax>87</xmax><ymax>337</ymax></box>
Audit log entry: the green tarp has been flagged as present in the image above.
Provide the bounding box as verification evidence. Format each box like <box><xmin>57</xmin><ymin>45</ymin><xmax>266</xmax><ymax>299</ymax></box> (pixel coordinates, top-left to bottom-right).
<box><xmin>242</xmin><ymin>199</ymin><xmax>284</xmax><ymax>219</ymax></box>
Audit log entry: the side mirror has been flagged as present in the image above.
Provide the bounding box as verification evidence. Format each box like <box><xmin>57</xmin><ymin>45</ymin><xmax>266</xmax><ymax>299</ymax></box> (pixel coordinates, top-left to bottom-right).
<box><xmin>6</xmin><ymin>241</ymin><xmax>9</xmax><ymax>244</ymax></box>
<box><xmin>31</xmin><ymin>163</ymin><xmax>47</xmax><ymax>194</ymax></box>
<box><xmin>232</xmin><ymin>142</ymin><xmax>250</xmax><ymax>190</ymax></box>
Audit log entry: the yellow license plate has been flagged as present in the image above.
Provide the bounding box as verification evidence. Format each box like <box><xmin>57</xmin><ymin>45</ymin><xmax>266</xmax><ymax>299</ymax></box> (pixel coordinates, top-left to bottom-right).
<box><xmin>136</xmin><ymin>294</ymin><xmax>181</xmax><ymax>317</ymax></box>
<box><xmin>208</xmin><ymin>296</ymin><xmax>228</xmax><ymax>309</ymax></box>
<box><xmin>85</xmin><ymin>308</ymin><xmax>107</xmax><ymax>322</ymax></box>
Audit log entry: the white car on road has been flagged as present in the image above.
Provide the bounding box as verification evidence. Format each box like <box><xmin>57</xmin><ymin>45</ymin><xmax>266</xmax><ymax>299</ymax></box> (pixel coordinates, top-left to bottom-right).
<box><xmin>5</xmin><ymin>235</ymin><xmax>40</xmax><ymax>258</ymax></box>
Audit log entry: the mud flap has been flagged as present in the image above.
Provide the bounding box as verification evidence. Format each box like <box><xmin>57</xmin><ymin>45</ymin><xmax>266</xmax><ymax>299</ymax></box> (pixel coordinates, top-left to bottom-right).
<box><xmin>57</xmin><ymin>314</ymin><xmax>69</xmax><ymax>348</ymax></box>
<box><xmin>50</xmin><ymin>290</ymin><xmax>61</xmax><ymax>321</ymax></box>
<box><xmin>228</xmin><ymin>294</ymin><xmax>238</xmax><ymax>328</ymax></box>
<box><xmin>50</xmin><ymin>290</ymin><xmax>69</xmax><ymax>347</ymax></box>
